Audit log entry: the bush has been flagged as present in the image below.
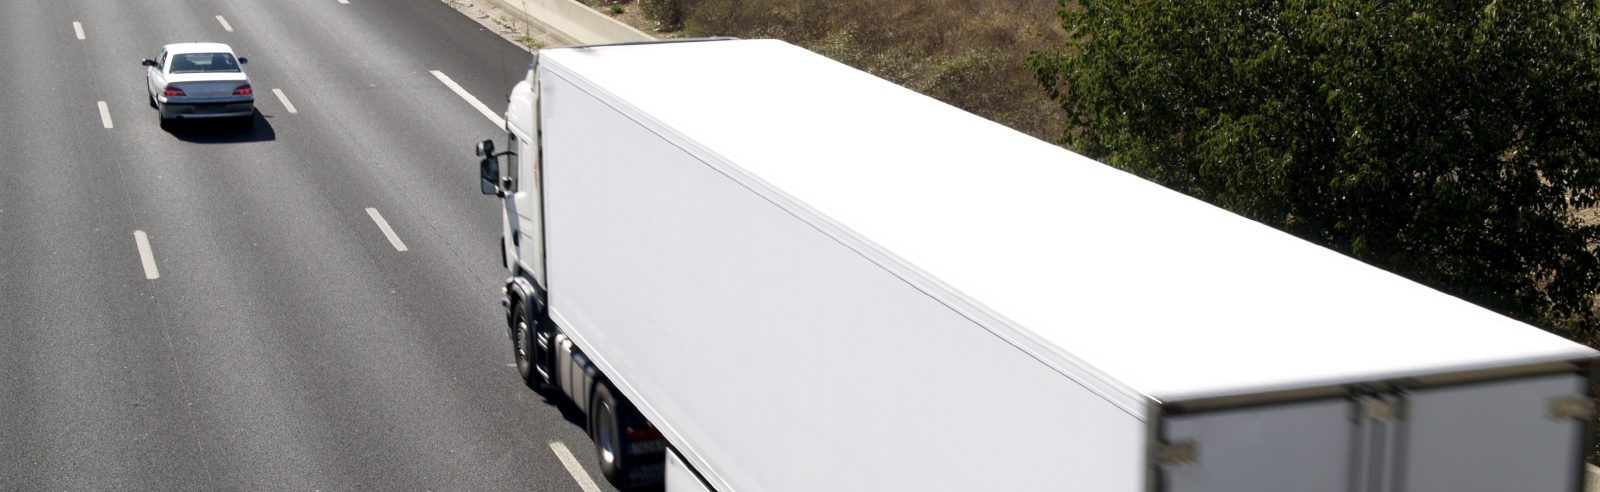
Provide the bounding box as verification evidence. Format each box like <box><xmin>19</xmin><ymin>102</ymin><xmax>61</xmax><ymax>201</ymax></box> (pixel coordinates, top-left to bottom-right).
<box><xmin>1031</xmin><ymin>1</ymin><xmax>1600</xmax><ymax>337</ymax></box>
<box><xmin>640</xmin><ymin>0</ymin><xmax>684</xmax><ymax>31</ymax></box>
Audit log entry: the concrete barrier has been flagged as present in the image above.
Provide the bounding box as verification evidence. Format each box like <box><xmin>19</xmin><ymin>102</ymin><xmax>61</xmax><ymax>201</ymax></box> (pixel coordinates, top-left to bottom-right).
<box><xmin>478</xmin><ymin>0</ymin><xmax>653</xmax><ymax>45</ymax></box>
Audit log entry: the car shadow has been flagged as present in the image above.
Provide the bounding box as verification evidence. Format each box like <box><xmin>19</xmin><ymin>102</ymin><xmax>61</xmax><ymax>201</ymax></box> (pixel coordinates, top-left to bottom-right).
<box><xmin>163</xmin><ymin>111</ymin><xmax>276</xmax><ymax>143</ymax></box>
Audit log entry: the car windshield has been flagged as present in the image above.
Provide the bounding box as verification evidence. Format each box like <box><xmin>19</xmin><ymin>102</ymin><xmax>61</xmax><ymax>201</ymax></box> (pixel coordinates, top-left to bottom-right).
<box><xmin>169</xmin><ymin>52</ymin><xmax>240</xmax><ymax>74</ymax></box>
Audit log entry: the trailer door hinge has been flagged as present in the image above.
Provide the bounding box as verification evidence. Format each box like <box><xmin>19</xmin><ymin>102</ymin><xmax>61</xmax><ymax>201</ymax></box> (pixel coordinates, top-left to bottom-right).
<box><xmin>1548</xmin><ymin>395</ymin><xmax>1594</xmax><ymax>421</ymax></box>
<box><xmin>1154</xmin><ymin>440</ymin><xmax>1197</xmax><ymax>466</ymax></box>
<box><xmin>1358</xmin><ymin>400</ymin><xmax>1400</xmax><ymax>422</ymax></box>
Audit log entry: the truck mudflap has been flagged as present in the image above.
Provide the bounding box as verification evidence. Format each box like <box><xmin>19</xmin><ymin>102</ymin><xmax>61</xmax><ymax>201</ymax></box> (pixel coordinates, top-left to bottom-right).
<box><xmin>1151</xmin><ymin>362</ymin><xmax>1594</xmax><ymax>492</ymax></box>
<box><xmin>625</xmin><ymin>462</ymin><xmax>666</xmax><ymax>488</ymax></box>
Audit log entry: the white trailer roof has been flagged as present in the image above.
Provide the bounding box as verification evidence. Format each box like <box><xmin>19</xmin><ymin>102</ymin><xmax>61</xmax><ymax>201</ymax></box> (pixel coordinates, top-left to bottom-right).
<box><xmin>539</xmin><ymin>40</ymin><xmax>1595</xmax><ymax>409</ymax></box>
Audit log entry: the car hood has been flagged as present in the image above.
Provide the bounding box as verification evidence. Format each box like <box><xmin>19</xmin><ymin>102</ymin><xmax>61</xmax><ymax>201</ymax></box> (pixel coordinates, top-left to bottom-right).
<box><xmin>164</xmin><ymin>72</ymin><xmax>249</xmax><ymax>84</ymax></box>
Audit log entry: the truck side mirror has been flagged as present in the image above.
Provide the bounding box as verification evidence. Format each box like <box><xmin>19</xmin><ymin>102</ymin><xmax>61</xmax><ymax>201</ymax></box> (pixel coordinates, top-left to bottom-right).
<box><xmin>475</xmin><ymin>139</ymin><xmax>495</xmax><ymax>158</ymax></box>
<box><xmin>480</xmin><ymin>156</ymin><xmax>501</xmax><ymax>196</ymax></box>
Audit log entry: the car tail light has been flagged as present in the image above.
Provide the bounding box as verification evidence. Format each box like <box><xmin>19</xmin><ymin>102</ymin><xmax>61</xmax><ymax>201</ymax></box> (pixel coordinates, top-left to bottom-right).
<box><xmin>233</xmin><ymin>84</ymin><xmax>252</xmax><ymax>96</ymax></box>
<box><xmin>162</xmin><ymin>85</ymin><xmax>185</xmax><ymax>97</ymax></box>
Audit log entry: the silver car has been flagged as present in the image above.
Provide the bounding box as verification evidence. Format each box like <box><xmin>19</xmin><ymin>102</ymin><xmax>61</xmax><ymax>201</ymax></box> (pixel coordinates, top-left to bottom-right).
<box><xmin>143</xmin><ymin>42</ymin><xmax>254</xmax><ymax>127</ymax></box>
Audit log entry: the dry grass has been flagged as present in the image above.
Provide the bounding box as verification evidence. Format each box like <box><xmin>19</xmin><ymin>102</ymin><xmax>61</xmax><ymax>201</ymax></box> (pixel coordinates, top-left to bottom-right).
<box><xmin>589</xmin><ymin>0</ymin><xmax>1070</xmax><ymax>142</ymax></box>
<box><xmin>583</xmin><ymin>0</ymin><xmax>653</xmax><ymax>34</ymax></box>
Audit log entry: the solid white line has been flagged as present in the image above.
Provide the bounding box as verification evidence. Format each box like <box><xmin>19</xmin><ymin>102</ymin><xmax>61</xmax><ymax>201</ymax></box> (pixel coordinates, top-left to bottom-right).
<box><xmin>429</xmin><ymin>70</ymin><xmax>505</xmax><ymax>128</ymax></box>
<box><xmin>134</xmin><ymin>230</ymin><xmax>159</xmax><ymax>280</ymax></box>
<box><xmin>548</xmin><ymin>442</ymin><xmax>602</xmax><ymax>492</ymax></box>
<box><xmin>97</xmin><ymin>101</ymin><xmax>113</xmax><ymax>129</ymax></box>
<box><xmin>272</xmin><ymin>88</ymin><xmax>298</xmax><ymax>114</ymax></box>
<box><xmin>365</xmin><ymin>208</ymin><xmax>408</xmax><ymax>252</ymax></box>
<box><xmin>73</xmin><ymin>21</ymin><xmax>85</xmax><ymax>40</ymax></box>
<box><xmin>216</xmin><ymin>15</ymin><xmax>233</xmax><ymax>32</ymax></box>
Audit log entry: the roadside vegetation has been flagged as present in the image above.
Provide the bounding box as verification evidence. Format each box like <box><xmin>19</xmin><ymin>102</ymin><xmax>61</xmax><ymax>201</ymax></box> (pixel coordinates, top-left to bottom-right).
<box><xmin>1032</xmin><ymin>1</ymin><xmax>1600</xmax><ymax>342</ymax></box>
<box><xmin>592</xmin><ymin>0</ymin><xmax>1069</xmax><ymax>142</ymax></box>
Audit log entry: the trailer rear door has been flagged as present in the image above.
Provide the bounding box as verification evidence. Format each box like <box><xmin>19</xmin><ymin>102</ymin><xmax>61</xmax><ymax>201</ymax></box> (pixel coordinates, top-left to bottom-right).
<box><xmin>1158</xmin><ymin>370</ymin><xmax>1589</xmax><ymax>492</ymax></box>
<box><xmin>1399</xmin><ymin>372</ymin><xmax>1587</xmax><ymax>492</ymax></box>
<box><xmin>1159</xmin><ymin>398</ymin><xmax>1355</xmax><ymax>492</ymax></box>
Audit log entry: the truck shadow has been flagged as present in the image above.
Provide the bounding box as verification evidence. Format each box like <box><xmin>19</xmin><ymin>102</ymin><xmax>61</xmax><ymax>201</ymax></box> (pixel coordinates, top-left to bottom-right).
<box><xmin>538</xmin><ymin>387</ymin><xmax>590</xmax><ymax>430</ymax></box>
<box><xmin>535</xmin><ymin>388</ymin><xmax>666</xmax><ymax>492</ymax></box>
<box><xmin>162</xmin><ymin>111</ymin><xmax>276</xmax><ymax>143</ymax></box>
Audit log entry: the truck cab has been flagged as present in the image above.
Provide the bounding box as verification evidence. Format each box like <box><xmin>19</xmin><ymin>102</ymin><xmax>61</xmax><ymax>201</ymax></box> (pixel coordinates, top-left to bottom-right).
<box><xmin>478</xmin><ymin>54</ymin><xmax>675</xmax><ymax>490</ymax></box>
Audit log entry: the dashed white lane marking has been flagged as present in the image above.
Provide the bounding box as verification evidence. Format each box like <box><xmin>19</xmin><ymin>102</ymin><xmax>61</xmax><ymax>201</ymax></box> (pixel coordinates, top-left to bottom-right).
<box><xmin>272</xmin><ymin>88</ymin><xmax>298</xmax><ymax>114</ymax></box>
<box><xmin>97</xmin><ymin>101</ymin><xmax>113</xmax><ymax>129</ymax></box>
<box><xmin>549</xmin><ymin>442</ymin><xmax>602</xmax><ymax>492</ymax></box>
<box><xmin>134</xmin><ymin>230</ymin><xmax>159</xmax><ymax>280</ymax></box>
<box><xmin>429</xmin><ymin>70</ymin><xmax>505</xmax><ymax>128</ymax></box>
<box><xmin>337</xmin><ymin>0</ymin><xmax>350</xmax><ymax>4</ymax></box>
<box><xmin>216</xmin><ymin>15</ymin><xmax>234</xmax><ymax>32</ymax></box>
<box><xmin>73</xmin><ymin>21</ymin><xmax>85</xmax><ymax>40</ymax></box>
<box><xmin>365</xmin><ymin>208</ymin><xmax>408</xmax><ymax>252</ymax></box>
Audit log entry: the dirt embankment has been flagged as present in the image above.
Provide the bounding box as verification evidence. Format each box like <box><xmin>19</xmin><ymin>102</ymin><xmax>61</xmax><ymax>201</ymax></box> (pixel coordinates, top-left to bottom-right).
<box><xmin>585</xmin><ymin>0</ymin><xmax>1070</xmax><ymax>143</ymax></box>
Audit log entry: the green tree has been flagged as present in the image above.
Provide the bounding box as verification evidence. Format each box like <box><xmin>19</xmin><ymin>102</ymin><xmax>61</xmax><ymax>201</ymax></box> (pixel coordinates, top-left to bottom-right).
<box><xmin>1030</xmin><ymin>1</ymin><xmax>1600</xmax><ymax>338</ymax></box>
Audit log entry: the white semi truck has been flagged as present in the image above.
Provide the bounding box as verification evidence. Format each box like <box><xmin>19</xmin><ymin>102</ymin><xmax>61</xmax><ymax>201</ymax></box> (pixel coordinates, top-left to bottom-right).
<box><xmin>474</xmin><ymin>39</ymin><xmax>1599</xmax><ymax>491</ymax></box>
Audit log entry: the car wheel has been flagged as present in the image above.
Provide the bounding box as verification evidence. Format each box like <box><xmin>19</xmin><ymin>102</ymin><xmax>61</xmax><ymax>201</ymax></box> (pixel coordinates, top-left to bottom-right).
<box><xmin>147</xmin><ymin>91</ymin><xmax>157</xmax><ymax>109</ymax></box>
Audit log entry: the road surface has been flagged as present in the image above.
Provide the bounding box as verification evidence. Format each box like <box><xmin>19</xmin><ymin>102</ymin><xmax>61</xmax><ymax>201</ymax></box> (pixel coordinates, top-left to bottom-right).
<box><xmin>0</xmin><ymin>0</ymin><xmax>616</xmax><ymax>489</ymax></box>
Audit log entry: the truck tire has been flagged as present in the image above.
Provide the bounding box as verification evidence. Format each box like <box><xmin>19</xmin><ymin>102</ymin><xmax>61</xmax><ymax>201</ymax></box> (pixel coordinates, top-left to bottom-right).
<box><xmin>511</xmin><ymin>304</ymin><xmax>541</xmax><ymax>390</ymax></box>
<box><xmin>591</xmin><ymin>381</ymin><xmax>638</xmax><ymax>489</ymax></box>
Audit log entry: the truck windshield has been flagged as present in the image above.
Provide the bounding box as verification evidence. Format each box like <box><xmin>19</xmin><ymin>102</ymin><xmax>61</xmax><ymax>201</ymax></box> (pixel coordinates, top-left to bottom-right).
<box><xmin>169</xmin><ymin>53</ymin><xmax>241</xmax><ymax>74</ymax></box>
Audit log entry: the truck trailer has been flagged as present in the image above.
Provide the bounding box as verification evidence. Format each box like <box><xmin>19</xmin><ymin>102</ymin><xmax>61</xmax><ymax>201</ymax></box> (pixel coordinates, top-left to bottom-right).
<box><xmin>475</xmin><ymin>38</ymin><xmax>1599</xmax><ymax>491</ymax></box>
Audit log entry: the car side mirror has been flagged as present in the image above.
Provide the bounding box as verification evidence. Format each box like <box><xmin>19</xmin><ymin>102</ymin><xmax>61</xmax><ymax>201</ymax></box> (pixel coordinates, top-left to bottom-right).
<box><xmin>480</xmin><ymin>156</ymin><xmax>501</xmax><ymax>196</ymax></box>
<box><xmin>237</xmin><ymin>57</ymin><xmax>248</xmax><ymax>64</ymax></box>
<box><xmin>141</xmin><ymin>59</ymin><xmax>157</xmax><ymax>67</ymax></box>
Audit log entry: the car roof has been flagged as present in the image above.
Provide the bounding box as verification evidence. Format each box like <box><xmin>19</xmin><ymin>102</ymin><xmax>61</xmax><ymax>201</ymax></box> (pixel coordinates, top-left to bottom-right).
<box><xmin>163</xmin><ymin>43</ymin><xmax>236</xmax><ymax>55</ymax></box>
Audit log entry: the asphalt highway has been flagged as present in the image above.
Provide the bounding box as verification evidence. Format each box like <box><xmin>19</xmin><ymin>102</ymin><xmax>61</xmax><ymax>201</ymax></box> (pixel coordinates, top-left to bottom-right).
<box><xmin>0</xmin><ymin>0</ymin><xmax>616</xmax><ymax>489</ymax></box>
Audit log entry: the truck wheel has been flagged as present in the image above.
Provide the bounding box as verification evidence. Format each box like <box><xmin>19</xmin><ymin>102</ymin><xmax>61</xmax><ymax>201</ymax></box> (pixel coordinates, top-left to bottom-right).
<box><xmin>591</xmin><ymin>381</ymin><xmax>637</xmax><ymax>488</ymax></box>
<box><xmin>511</xmin><ymin>306</ymin><xmax>540</xmax><ymax>390</ymax></box>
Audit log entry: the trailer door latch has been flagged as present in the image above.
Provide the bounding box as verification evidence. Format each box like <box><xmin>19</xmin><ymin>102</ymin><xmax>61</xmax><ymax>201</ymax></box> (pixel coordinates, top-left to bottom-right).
<box><xmin>1548</xmin><ymin>395</ymin><xmax>1594</xmax><ymax>421</ymax></box>
<box><xmin>1154</xmin><ymin>440</ymin><xmax>1197</xmax><ymax>466</ymax></box>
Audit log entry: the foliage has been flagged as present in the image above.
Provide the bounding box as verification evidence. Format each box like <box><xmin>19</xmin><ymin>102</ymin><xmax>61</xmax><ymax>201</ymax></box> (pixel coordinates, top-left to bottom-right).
<box><xmin>1030</xmin><ymin>1</ymin><xmax>1600</xmax><ymax>337</ymax></box>
<box><xmin>640</xmin><ymin>0</ymin><xmax>684</xmax><ymax>31</ymax></box>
